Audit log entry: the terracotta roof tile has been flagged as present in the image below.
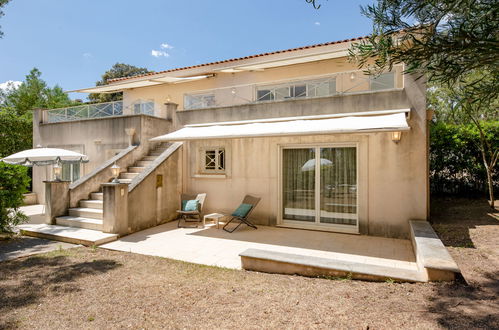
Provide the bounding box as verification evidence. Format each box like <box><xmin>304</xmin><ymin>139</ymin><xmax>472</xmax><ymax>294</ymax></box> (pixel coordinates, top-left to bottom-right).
<box><xmin>108</xmin><ymin>36</ymin><xmax>367</xmax><ymax>83</ymax></box>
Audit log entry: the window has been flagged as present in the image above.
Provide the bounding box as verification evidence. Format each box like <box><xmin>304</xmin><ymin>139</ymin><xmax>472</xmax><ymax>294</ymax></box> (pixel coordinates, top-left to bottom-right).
<box><xmin>256</xmin><ymin>77</ymin><xmax>336</xmax><ymax>102</ymax></box>
<box><xmin>370</xmin><ymin>72</ymin><xmax>395</xmax><ymax>91</ymax></box>
<box><xmin>61</xmin><ymin>163</ymin><xmax>80</xmax><ymax>182</ymax></box>
<box><xmin>202</xmin><ymin>148</ymin><xmax>225</xmax><ymax>173</ymax></box>
<box><xmin>133</xmin><ymin>100</ymin><xmax>155</xmax><ymax>115</ymax></box>
<box><xmin>184</xmin><ymin>93</ymin><xmax>216</xmax><ymax>110</ymax></box>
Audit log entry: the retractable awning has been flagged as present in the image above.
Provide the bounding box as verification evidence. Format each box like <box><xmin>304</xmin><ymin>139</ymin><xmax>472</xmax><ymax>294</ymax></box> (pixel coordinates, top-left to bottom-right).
<box><xmin>68</xmin><ymin>75</ymin><xmax>211</xmax><ymax>94</ymax></box>
<box><xmin>150</xmin><ymin>109</ymin><xmax>410</xmax><ymax>142</ymax></box>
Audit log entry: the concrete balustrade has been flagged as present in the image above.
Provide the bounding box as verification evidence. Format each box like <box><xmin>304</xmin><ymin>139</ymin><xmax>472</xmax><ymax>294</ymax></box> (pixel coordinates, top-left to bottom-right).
<box><xmin>102</xmin><ymin>183</ymin><xmax>129</xmax><ymax>235</ymax></box>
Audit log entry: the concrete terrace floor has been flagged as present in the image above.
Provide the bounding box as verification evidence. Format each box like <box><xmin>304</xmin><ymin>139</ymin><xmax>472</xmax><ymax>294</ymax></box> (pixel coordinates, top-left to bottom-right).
<box><xmin>101</xmin><ymin>221</ymin><xmax>417</xmax><ymax>271</ymax></box>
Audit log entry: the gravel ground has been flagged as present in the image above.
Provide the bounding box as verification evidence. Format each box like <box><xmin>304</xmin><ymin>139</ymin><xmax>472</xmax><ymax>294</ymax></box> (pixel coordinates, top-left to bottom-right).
<box><xmin>0</xmin><ymin>197</ymin><xmax>497</xmax><ymax>329</ymax></box>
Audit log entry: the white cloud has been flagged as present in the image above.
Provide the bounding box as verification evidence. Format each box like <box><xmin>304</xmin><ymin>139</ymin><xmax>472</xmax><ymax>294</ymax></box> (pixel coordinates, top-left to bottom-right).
<box><xmin>82</xmin><ymin>52</ymin><xmax>93</xmax><ymax>58</ymax></box>
<box><xmin>0</xmin><ymin>80</ymin><xmax>22</xmax><ymax>92</ymax></box>
<box><xmin>151</xmin><ymin>49</ymin><xmax>170</xmax><ymax>57</ymax></box>
<box><xmin>160</xmin><ymin>43</ymin><xmax>173</xmax><ymax>49</ymax></box>
<box><xmin>314</xmin><ymin>21</ymin><xmax>321</xmax><ymax>26</ymax></box>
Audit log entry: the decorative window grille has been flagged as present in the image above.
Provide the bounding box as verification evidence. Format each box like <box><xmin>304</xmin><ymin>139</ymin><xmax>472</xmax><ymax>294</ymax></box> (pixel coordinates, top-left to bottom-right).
<box><xmin>203</xmin><ymin>148</ymin><xmax>225</xmax><ymax>173</ymax></box>
<box><xmin>184</xmin><ymin>93</ymin><xmax>216</xmax><ymax>110</ymax></box>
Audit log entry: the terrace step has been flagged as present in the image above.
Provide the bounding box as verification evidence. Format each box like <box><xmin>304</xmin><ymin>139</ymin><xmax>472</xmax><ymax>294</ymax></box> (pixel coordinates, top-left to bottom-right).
<box><xmin>136</xmin><ymin>160</ymin><xmax>153</xmax><ymax>167</ymax></box>
<box><xmin>128</xmin><ymin>166</ymin><xmax>146</xmax><ymax>173</ymax></box>
<box><xmin>18</xmin><ymin>224</ymin><xmax>118</xmax><ymax>246</ymax></box>
<box><xmin>79</xmin><ymin>199</ymin><xmax>103</xmax><ymax>209</ymax></box>
<box><xmin>68</xmin><ymin>207</ymin><xmax>103</xmax><ymax>220</ymax></box>
<box><xmin>141</xmin><ymin>156</ymin><xmax>157</xmax><ymax>161</ymax></box>
<box><xmin>119</xmin><ymin>172</ymin><xmax>139</xmax><ymax>180</ymax></box>
<box><xmin>56</xmin><ymin>216</ymin><xmax>103</xmax><ymax>231</ymax></box>
<box><xmin>90</xmin><ymin>192</ymin><xmax>103</xmax><ymax>200</ymax></box>
<box><xmin>240</xmin><ymin>249</ymin><xmax>426</xmax><ymax>283</ymax></box>
<box><xmin>149</xmin><ymin>151</ymin><xmax>163</xmax><ymax>156</ymax></box>
<box><xmin>117</xmin><ymin>179</ymin><xmax>132</xmax><ymax>184</ymax></box>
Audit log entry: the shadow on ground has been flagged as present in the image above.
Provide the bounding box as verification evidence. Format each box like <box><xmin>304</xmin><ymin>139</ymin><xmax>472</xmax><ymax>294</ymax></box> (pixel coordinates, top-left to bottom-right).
<box><xmin>0</xmin><ymin>251</ymin><xmax>121</xmax><ymax>326</ymax></box>
<box><xmin>430</xmin><ymin>197</ymin><xmax>498</xmax><ymax>248</ymax></box>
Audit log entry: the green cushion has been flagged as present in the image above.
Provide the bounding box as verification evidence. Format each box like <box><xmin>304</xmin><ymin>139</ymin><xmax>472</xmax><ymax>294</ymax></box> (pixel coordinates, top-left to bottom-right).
<box><xmin>182</xmin><ymin>199</ymin><xmax>199</xmax><ymax>211</ymax></box>
<box><xmin>232</xmin><ymin>203</ymin><xmax>253</xmax><ymax>218</ymax></box>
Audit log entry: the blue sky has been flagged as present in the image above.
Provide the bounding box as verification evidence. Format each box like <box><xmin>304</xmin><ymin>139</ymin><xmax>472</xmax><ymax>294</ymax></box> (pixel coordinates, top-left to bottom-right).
<box><xmin>0</xmin><ymin>0</ymin><xmax>374</xmax><ymax>99</ymax></box>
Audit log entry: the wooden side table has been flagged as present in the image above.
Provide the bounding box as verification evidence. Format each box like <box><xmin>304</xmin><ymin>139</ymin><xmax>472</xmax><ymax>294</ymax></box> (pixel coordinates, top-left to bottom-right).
<box><xmin>203</xmin><ymin>213</ymin><xmax>225</xmax><ymax>229</ymax></box>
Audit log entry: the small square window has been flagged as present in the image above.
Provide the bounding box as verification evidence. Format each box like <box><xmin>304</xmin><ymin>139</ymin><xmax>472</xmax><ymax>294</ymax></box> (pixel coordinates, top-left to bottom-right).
<box><xmin>202</xmin><ymin>148</ymin><xmax>225</xmax><ymax>173</ymax></box>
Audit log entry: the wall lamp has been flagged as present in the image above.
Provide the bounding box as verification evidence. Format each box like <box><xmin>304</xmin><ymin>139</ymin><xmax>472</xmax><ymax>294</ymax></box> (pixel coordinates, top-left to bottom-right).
<box><xmin>111</xmin><ymin>163</ymin><xmax>121</xmax><ymax>183</ymax></box>
<box><xmin>391</xmin><ymin>131</ymin><xmax>402</xmax><ymax>143</ymax></box>
<box><xmin>53</xmin><ymin>163</ymin><xmax>62</xmax><ymax>181</ymax></box>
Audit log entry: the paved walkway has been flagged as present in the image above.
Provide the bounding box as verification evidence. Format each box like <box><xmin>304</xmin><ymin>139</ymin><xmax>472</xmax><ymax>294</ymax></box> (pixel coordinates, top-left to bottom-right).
<box><xmin>0</xmin><ymin>236</ymin><xmax>77</xmax><ymax>262</ymax></box>
<box><xmin>102</xmin><ymin>221</ymin><xmax>417</xmax><ymax>270</ymax></box>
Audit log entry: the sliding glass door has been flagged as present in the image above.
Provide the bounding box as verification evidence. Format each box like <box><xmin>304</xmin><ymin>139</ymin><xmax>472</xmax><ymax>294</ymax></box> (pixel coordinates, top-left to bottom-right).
<box><xmin>282</xmin><ymin>145</ymin><xmax>358</xmax><ymax>232</ymax></box>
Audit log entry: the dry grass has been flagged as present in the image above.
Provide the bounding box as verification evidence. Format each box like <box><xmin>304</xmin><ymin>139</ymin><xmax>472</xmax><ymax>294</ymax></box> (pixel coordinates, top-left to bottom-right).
<box><xmin>0</xmin><ymin>197</ymin><xmax>497</xmax><ymax>329</ymax></box>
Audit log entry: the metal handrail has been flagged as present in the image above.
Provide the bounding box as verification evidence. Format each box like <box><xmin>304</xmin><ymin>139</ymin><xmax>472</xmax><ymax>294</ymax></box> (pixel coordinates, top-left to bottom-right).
<box><xmin>45</xmin><ymin>101</ymin><xmax>124</xmax><ymax>123</ymax></box>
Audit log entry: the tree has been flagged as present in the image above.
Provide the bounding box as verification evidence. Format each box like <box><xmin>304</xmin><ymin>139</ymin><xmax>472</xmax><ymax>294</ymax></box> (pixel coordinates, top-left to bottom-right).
<box><xmin>1</xmin><ymin>68</ymin><xmax>75</xmax><ymax>116</ymax></box>
<box><xmin>0</xmin><ymin>162</ymin><xmax>30</xmax><ymax>233</ymax></box>
<box><xmin>0</xmin><ymin>0</ymin><xmax>10</xmax><ymax>38</ymax></box>
<box><xmin>88</xmin><ymin>63</ymin><xmax>151</xmax><ymax>103</ymax></box>
<box><xmin>349</xmin><ymin>0</ymin><xmax>498</xmax><ymax>208</ymax></box>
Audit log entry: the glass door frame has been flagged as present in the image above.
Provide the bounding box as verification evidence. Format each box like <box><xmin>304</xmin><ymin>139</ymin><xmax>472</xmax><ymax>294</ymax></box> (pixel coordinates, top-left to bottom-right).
<box><xmin>277</xmin><ymin>142</ymin><xmax>360</xmax><ymax>234</ymax></box>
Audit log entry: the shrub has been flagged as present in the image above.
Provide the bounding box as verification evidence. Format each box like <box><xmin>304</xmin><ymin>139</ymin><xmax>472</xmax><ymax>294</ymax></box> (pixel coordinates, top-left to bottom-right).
<box><xmin>430</xmin><ymin>121</ymin><xmax>499</xmax><ymax>196</ymax></box>
<box><xmin>0</xmin><ymin>162</ymin><xmax>30</xmax><ymax>233</ymax></box>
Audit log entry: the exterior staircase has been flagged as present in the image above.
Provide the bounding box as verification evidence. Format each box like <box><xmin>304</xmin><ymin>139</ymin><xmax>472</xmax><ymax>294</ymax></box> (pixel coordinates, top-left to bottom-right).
<box><xmin>53</xmin><ymin>143</ymin><xmax>170</xmax><ymax>235</ymax></box>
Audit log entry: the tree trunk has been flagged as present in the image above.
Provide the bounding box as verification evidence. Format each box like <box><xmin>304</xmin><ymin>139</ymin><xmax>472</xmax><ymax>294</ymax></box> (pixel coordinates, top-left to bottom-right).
<box><xmin>485</xmin><ymin>166</ymin><xmax>495</xmax><ymax>210</ymax></box>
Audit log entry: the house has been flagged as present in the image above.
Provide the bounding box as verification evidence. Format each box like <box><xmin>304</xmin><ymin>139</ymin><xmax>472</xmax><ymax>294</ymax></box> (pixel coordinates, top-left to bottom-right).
<box><xmin>21</xmin><ymin>36</ymin><xmax>463</xmax><ymax>282</ymax></box>
<box><xmin>30</xmin><ymin>36</ymin><xmax>430</xmax><ymax>239</ymax></box>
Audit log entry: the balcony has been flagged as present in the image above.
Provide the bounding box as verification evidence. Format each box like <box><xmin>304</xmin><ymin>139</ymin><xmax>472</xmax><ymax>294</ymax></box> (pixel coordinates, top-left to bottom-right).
<box><xmin>182</xmin><ymin>66</ymin><xmax>403</xmax><ymax>111</ymax></box>
<box><xmin>43</xmin><ymin>100</ymin><xmax>157</xmax><ymax>124</ymax></box>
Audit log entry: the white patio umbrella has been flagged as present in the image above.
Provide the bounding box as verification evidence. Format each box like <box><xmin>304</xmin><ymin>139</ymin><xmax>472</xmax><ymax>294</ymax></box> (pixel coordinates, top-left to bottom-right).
<box><xmin>1</xmin><ymin>147</ymin><xmax>89</xmax><ymax>166</ymax></box>
<box><xmin>301</xmin><ymin>158</ymin><xmax>333</xmax><ymax>171</ymax></box>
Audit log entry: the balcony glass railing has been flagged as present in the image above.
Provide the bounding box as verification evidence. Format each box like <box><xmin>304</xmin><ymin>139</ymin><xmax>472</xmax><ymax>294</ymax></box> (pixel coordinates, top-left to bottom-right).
<box><xmin>183</xmin><ymin>67</ymin><xmax>401</xmax><ymax>110</ymax></box>
<box><xmin>45</xmin><ymin>101</ymin><xmax>123</xmax><ymax>123</ymax></box>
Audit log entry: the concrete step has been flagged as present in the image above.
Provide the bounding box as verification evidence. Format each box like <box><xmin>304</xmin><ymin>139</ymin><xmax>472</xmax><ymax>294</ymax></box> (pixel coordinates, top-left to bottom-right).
<box><xmin>240</xmin><ymin>249</ymin><xmax>426</xmax><ymax>283</ymax></box>
<box><xmin>141</xmin><ymin>156</ymin><xmax>157</xmax><ymax>161</ymax></box>
<box><xmin>68</xmin><ymin>207</ymin><xmax>103</xmax><ymax>220</ymax></box>
<box><xmin>119</xmin><ymin>172</ymin><xmax>139</xmax><ymax>180</ymax></box>
<box><xmin>56</xmin><ymin>216</ymin><xmax>103</xmax><ymax>231</ymax></box>
<box><xmin>117</xmin><ymin>179</ymin><xmax>132</xmax><ymax>184</ymax></box>
<box><xmin>90</xmin><ymin>192</ymin><xmax>103</xmax><ymax>200</ymax></box>
<box><xmin>79</xmin><ymin>199</ymin><xmax>103</xmax><ymax>209</ymax></box>
<box><xmin>128</xmin><ymin>166</ymin><xmax>146</xmax><ymax>173</ymax></box>
<box><xmin>149</xmin><ymin>151</ymin><xmax>163</xmax><ymax>156</ymax></box>
<box><xmin>136</xmin><ymin>160</ymin><xmax>153</xmax><ymax>167</ymax></box>
<box><xmin>18</xmin><ymin>224</ymin><xmax>118</xmax><ymax>246</ymax></box>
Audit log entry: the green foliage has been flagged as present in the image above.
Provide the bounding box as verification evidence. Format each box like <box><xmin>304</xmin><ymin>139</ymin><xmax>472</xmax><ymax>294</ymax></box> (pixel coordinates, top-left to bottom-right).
<box><xmin>350</xmin><ymin>0</ymin><xmax>498</xmax><ymax>102</ymax></box>
<box><xmin>0</xmin><ymin>111</ymin><xmax>32</xmax><ymax>158</ymax></box>
<box><xmin>0</xmin><ymin>162</ymin><xmax>30</xmax><ymax>233</ymax></box>
<box><xmin>88</xmin><ymin>63</ymin><xmax>151</xmax><ymax>103</ymax></box>
<box><xmin>0</xmin><ymin>0</ymin><xmax>10</xmax><ymax>38</ymax></box>
<box><xmin>430</xmin><ymin>121</ymin><xmax>499</xmax><ymax>195</ymax></box>
<box><xmin>1</xmin><ymin>68</ymin><xmax>75</xmax><ymax>116</ymax></box>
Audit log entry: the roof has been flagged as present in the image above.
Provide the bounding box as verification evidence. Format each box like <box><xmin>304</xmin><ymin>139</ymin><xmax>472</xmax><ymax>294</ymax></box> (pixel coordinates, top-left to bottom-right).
<box><xmin>109</xmin><ymin>36</ymin><xmax>367</xmax><ymax>84</ymax></box>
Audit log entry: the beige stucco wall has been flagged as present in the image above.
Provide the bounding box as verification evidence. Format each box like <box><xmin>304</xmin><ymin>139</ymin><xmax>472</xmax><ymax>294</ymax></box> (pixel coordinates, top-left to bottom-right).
<box><xmin>180</xmin><ymin>74</ymin><xmax>427</xmax><ymax>239</ymax></box>
<box><xmin>32</xmin><ymin>114</ymin><xmax>172</xmax><ymax>202</ymax></box>
<box><xmin>123</xmin><ymin>57</ymin><xmax>404</xmax><ymax>112</ymax></box>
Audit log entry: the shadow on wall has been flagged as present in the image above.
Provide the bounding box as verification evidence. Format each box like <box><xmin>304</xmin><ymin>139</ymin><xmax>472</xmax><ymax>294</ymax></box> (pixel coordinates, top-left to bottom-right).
<box><xmin>430</xmin><ymin>196</ymin><xmax>498</xmax><ymax>248</ymax></box>
<box><xmin>0</xmin><ymin>251</ymin><xmax>121</xmax><ymax>327</ymax></box>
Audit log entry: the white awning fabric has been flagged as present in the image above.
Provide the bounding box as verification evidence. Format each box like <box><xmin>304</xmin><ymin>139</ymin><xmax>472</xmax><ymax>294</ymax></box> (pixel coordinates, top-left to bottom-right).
<box><xmin>69</xmin><ymin>75</ymin><xmax>211</xmax><ymax>94</ymax></box>
<box><xmin>150</xmin><ymin>111</ymin><xmax>410</xmax><ymax>142</ymax></box>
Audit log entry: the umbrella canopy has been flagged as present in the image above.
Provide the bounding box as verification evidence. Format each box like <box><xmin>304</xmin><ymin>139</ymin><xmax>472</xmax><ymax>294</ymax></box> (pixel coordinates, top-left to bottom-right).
<box><xmin>301</xmin><ymin>158</ymin><xmax>333</xmax><ymax>172</ymax></box>
<box><xmin>1</xmin><ymin>147</ymin><xmax>89</xmax><ymax>166</ymax></box>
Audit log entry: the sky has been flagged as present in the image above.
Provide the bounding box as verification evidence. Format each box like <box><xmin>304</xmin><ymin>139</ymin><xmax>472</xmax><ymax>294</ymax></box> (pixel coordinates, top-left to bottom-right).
<box><xmin>0</xmin><ymin>0</ymin><xmax>374</xmax><ymax>100</ymax></box>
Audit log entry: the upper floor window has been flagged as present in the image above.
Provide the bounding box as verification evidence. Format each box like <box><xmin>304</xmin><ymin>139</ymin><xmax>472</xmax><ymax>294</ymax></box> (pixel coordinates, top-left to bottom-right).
<box><xmin>133</xmin><ymin>100</ymin><xmax>155</xmax><ymax>115</ymax></box>
<box><xmin>256</xmin><ymin>77</ymin><xmax>336</xmax><ymax>102</ymax></box>
<box><xmin>184</xmin><ymin>93</ymin><xmax>216</xmax><ymax>110</ymax></box>
<box><xmin>369</xmin><ymin>72</ymin><xmax>395</xmax><ymax>91</ymax></box>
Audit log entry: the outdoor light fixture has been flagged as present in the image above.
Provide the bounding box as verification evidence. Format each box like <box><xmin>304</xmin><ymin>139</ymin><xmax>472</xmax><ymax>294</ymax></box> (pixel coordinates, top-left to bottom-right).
<box><xmin>391</xmin><ymin>131</ymin><xmax>402</xmax><ymax>143</ymax></box>
<box><xmin>231</xmin><ymin>88</ymin><xmax>236</xmax><ymax>95</ymax></box>
<box><xmin>111</xmin><ymin>163</ymin><xmax>120</xmax><ymax>183</ymax></box>
<box><xmin>53</xmin><ymin>163</ymin><xmax>62</xmax><ymax>181</ymax></box>
<box><xmin>350</xmin><ymin>72</ymin><xmax>356</xmax><ymax>80</ymax></box>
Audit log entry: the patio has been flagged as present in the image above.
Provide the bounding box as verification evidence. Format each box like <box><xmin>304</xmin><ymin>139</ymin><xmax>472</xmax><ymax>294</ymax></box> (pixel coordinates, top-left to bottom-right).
<box><xmin>101</xmin><ymin>220</ymin><xmax>418</xmax><ymax>273</ymax></box>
